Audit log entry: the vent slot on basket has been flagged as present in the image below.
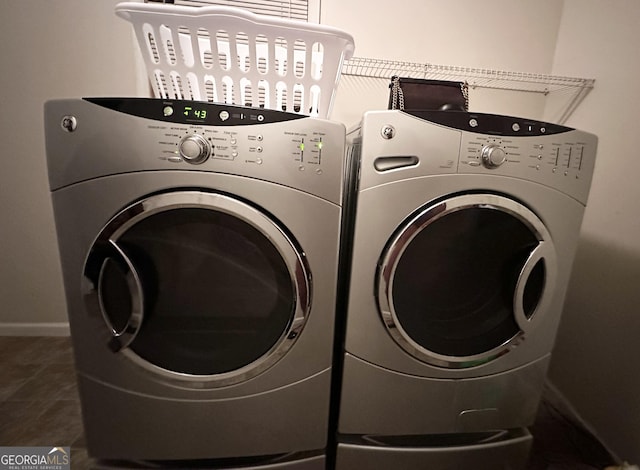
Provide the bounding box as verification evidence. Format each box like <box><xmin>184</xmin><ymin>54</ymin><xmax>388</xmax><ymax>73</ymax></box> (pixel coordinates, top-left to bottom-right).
<box><xmin>216</xmin><ymin>30</ymin><xmax>230</xmax><ymax>70</ymax></box>
<box><xmin>221</xmin><ymin>76</ymin><xmax>234</xmax><ymax>103</ymax></box>
<box><xmin>204</xmin><ymin>75</ymin><xmax>217</xmax><ymax>102</ymax></box>
<box><xmin>197</xmin><ymin>28</ymin><xmax>214</xmax><ymax>69</ymax></box>
<box><xmin>256</xmin><ymin>34</ymin><xmax>270</xmax><ymax>75</ymax></box>
<box><xmin>236</xmin><ymin>32</ymin><xmax>251</xmax><ymax>72</ymax></box>
<box><xmin>311</xmin><ymin>42</ymin><xmax>323</xmax><ymax>79</ymax></box>
<box><xmin>154</xmin><ymin>70</ymin><xmax>168</xmax><ymax>98</ymax></box>
<box><xmin>177</xmin><ymin>26</ymin><xmax>195</xmax><ymax>67</ymax></box>
<box><xmin>274</xmin><ymin>37</ymin><xmax>287</xmax><ymax>76</ymax></box>
<box><xmin>185</xmin><ymin>72</ymin><xmax>198</xmax><ymax>99</ymax></box>
<box><xmin>159</xmin><ymin>24</ymin><xmax>177</xmax><ymax>65</ymax></box>
<box><xmin>117</xmin><ymin>3</ymin><xmax>355</xmax><ymax>117</ymax></box>
<box><xmin>240</xmin><ymin>77</ymin><xmax>252</xmax><ymax>106</ymax></box>
<box><xmin>294</xmin><ymin>39</ymin><xmax>306</xmax><ymax>78</ymax></box>
<box><xmin>293</xmin><ymin>85</ymin><xmax>303</xmax><ymax>112</ymax></box>
<box><xmin>257</xmin><ymin>80</ymin><xmax>268</xmax><ymax>108</ymax></box>
<box><xmin>144</xmin><ymin>25</ymin><xmax>161</xmax><ymax>64</ymax></box>
<box><xmin>170</xmin><ymin>72</ymin><xmax>184</xmax><ymax>98</ymax></box>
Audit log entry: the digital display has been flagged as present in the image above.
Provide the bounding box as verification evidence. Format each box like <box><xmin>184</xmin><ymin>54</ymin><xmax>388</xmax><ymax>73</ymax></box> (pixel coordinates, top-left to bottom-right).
<box><xmin>183</xmin><ymin>106</ymin><xmax>207</xmax><ymax>120</ymax></box>
<box><xmin>85</xmin><ymin>98</ymin><xmax>310</xmax><ymax>126</ymax></box>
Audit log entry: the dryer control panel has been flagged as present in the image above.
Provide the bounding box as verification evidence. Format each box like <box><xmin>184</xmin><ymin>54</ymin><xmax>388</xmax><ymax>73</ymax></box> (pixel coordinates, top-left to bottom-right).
<box><xmin>45</xmin><ymin>99</ymin><xmax>346</xmax><ymax>204</ymax></box>
<box><xmin>357</xmin><ymin>110</ymin><xmax>598</xmax><ymax>204</ymax></box>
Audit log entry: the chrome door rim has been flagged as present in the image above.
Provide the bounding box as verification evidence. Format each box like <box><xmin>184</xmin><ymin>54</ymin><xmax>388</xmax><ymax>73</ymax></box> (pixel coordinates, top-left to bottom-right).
<box><xmin>83</xmin><ymin>190</ymin><xmax>310</xmax><ymax>388</ymax></box>
<box><xmin>377</xmin><ymin>193</ymin><xmax>557</xmax><ymax>369</ymax></box>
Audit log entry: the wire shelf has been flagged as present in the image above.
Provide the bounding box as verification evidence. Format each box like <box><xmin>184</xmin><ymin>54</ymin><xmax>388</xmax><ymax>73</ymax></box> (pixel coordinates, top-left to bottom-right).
<box><xmin>341</xmin><ymin>57</ymin><xmax>595</xmax><ymax>123</ymax></box>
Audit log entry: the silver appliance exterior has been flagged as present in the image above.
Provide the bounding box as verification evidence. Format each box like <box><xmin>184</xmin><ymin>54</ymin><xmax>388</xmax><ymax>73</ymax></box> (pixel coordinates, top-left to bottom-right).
<box><xmin>336</xmin><ymin>429</ymin><xmax>532</xmax><ymax>470</ymax></box>
<box><xmin>93</xmin><ymin>455</ymin><xmax>326</xmax><ymax>470</ymax></box>
<box><xmin>336</xmin><ymin>110</ymin><xmax>597</xmax><ymax>463</ymax></box>
<box><xmin>45</xmin><ymin>99</ymin><xmax>346</xmax><ymax>463</ymax></box>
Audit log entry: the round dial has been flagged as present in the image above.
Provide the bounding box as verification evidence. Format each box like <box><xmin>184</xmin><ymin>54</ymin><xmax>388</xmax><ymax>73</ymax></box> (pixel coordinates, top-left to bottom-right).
<box><xmin>179</xmin><ymin>134</ymin><xmax>210</xmax><ymax>164</ymax></box>
<box><xmin>480</xmin><ymin>144</ymin><xmax>507</xmax><ymax>168</ymax></box>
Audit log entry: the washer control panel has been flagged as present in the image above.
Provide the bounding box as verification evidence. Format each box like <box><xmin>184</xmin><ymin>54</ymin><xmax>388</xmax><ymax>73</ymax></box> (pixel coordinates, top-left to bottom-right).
<box><xmin>459</xmin><ymin>124</ymin><xmax>597</xmax><ymax>203</ymax></box>
<box><xmin>479</xmin><ymin>144</ymin><xmax>507</xmax><ymax>168</ymax></box>
<box><xmin>357</xmin><ymin>110</ymin><xmax>598</xmax><ymax>204</ymax></box>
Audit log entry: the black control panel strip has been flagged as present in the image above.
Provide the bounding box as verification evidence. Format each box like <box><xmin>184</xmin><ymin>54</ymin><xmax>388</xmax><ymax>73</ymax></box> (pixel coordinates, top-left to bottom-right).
<box><xmin>404</xmin><ymin>110</ymin><xmax>573</xmax><ymax>136</ymax></box>
<box><xmin>84</xmin><ymin>98</ymin><xmax>307</xmax><ymax>126</ymax></box>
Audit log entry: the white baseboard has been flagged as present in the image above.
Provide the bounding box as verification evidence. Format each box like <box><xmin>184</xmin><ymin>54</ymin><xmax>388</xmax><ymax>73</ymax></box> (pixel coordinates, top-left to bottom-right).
<box><xmin>0</xmin><ymin>322</ymin><xmax>70</xmax><ymax>336</ymax></box>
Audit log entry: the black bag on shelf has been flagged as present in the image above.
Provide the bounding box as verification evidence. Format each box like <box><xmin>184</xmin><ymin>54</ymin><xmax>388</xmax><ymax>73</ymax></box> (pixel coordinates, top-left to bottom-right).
<box><xmin>388</xmin><ymin>76</ymin><xmax>469</xmax><ymax>111</ymax></box>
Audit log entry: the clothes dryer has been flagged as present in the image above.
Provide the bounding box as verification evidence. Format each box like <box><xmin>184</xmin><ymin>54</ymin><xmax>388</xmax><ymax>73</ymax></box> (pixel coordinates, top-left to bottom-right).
<box><xmin>335</xmin><ymin>110</ymin><xmax>597</xmax><ymax>469</ymax></box>
<box><xmin>45</xmin><ymin>98</ymin><xmax>345</xmax><ymax>469</ymax></box>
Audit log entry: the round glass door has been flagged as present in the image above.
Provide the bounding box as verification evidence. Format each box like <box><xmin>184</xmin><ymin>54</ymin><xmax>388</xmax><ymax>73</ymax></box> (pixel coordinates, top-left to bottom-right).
<box><xmin>377</xmin><ymin>194</ymin><xmax>557</xmax><ymax>368</ymax></box>
<box><xmin>83</xmin><ymin>191</ymin><xmax>310</xmax><ymax>387</ymax></box>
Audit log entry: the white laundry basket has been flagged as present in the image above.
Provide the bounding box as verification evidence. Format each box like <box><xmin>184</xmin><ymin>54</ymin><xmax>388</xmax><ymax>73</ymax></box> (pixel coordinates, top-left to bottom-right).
<box><xmin>115</xmin><ymin>2</ymin><xmax>355</xmax><ymax>118</ymax></box>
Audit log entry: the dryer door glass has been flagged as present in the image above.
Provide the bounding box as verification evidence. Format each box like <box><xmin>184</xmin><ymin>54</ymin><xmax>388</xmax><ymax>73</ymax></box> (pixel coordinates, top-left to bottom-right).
<box><xmin>378</xmin><ymin>194</ymin><xmax>555</xmax><ymax>368</ymax></box>
<box><xmin>84</xmin><ymin>191</ymin><xmax>310</xmax><ymax>387</ymax></box>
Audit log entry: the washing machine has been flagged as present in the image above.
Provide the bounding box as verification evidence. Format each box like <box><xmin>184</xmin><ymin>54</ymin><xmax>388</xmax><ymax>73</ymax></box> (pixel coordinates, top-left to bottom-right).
<box><xmin>45</xmin><ymin>98</ymin><xmax>346</xmax><ymax>468</ymax></box>
<box><xmin>334</xmin><ymin>109</ymin><xmax>597</xmax><ymax>469</ymax></box>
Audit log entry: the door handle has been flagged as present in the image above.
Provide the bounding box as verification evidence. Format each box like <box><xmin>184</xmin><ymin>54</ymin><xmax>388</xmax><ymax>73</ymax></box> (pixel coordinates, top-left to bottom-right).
<box><xmin>84</xmin><ymin>239</ymin><xmax>144</xmax><ymax>352</ymax></box>
<box><xmin>513</xmin><ymin>241</ymin><xmax>556</xmax><ymax>333</ymax></box>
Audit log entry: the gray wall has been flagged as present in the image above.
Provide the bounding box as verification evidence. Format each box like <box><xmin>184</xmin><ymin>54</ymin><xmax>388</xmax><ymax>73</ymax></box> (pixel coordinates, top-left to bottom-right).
<box><xmin>546</xmin><ymin>0</ymin><xmax>640</xmax><ymax>463</ymax></box>
<box><xmin>326</xmin><ymin>0</ymin><xmax>563</xmax><ymax>125</ymax></box>
<box><xmin>0</xmin><ymin>1</ymin><xmax>140</xmax><ymax>334</ymax></box>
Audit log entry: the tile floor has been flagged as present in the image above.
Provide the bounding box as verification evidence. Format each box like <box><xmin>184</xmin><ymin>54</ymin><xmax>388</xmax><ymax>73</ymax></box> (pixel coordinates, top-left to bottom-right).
<box><xmin>0</xmin><ymin>336</ymin><xmax>617</xmax><ymax>469</ymax></box>
<box><xmin>0</xmin><ymin>336</ymin><xmax>92</xmax><ymax>468</ymax></box>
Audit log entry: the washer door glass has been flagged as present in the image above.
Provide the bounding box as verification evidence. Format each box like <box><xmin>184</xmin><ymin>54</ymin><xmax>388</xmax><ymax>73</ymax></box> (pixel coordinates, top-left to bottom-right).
<box><xmin>377</xmin><ymin>194</ymin><xmax>557</xmax><ymax>368</ymax></box>
<box><xmin>84</xmin><ymin>191</ymin><xmax>309</xmax><ymax>386</ymax></box>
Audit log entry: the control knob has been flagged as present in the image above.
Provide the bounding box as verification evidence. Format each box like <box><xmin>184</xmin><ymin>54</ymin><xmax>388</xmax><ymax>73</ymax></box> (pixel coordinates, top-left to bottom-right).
<box><xmin>480</xmin><ymin>144</ymin><xmax>507</xmax><ymax>168</ymax></box>
<box><xmin>179</xmin><ymin>134</ymin><xmax>210</xmax><ymax>164</ymax></box>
